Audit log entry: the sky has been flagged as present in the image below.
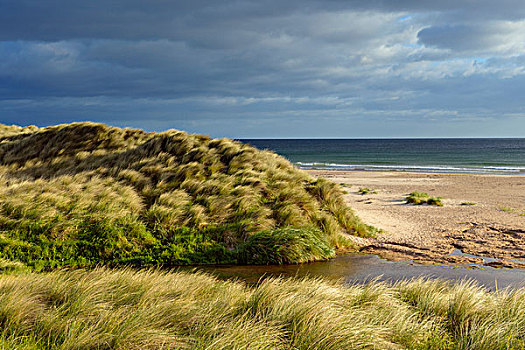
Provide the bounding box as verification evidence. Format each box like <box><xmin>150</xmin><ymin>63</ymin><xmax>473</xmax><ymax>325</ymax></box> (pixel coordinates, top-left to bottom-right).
<box><xmin>1</xmin><ymin>0</ymin><xmax>524</xmax><ymax>138</ymax></box>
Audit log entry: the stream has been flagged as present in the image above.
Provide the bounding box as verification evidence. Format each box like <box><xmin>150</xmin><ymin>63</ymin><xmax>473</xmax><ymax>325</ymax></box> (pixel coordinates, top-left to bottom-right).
<box><xmin>188</xmin><ymin>253</ymin><xmax>525</xmax><ymax>291</ymax></box>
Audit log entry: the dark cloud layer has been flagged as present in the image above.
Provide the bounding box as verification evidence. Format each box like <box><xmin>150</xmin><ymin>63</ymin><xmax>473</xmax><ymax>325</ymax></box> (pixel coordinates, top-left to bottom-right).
<box><xmin>0</xmin><ymin>0</ymin><xmax>524</xmax><ymax>137</ymax></box>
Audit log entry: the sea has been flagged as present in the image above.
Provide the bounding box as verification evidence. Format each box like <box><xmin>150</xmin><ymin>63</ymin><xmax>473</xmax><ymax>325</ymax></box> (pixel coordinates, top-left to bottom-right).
<box><xmin>240</xmin><ymin>138</ymin><xmax>525</xmax><ymax>175</ymax></box>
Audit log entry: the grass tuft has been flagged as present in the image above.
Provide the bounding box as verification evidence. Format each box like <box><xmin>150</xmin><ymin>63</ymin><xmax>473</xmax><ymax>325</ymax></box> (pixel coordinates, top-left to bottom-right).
<box><xmin>358</xmin><ymin>187</ymin><xmax>377</xmax><ymax>195</ymax></box>
<box><xmin>497</xmin><ymin>207</ymin><xmax>516</xmax><ymax>212</ymax></box>
<box><xmin>406</xmin><ymin>191</ymin><xmax>443</xmax><ymax>206</ymax></box>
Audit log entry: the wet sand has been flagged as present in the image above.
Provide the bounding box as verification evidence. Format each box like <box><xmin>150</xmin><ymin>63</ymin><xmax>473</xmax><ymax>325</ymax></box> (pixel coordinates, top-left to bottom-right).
<box><xmin>308</xmin><ymin>170</ymin><xmax>525</xmax><ymax>268</ymax></box>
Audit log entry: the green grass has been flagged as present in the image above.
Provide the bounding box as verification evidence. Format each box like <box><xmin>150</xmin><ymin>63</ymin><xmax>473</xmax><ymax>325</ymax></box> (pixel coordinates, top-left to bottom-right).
<box><xmin>0</xmin><ymin>122</ymin><xmax>375</xmax><ymax>268</ymax></box>
<box><xmin>426</xmin><ymin>197</ymin><xmax>443</xmax><ymax>206</ymax></box>
<box><xmin>498</xmin><ymin>207</ymin><xmax>517</xmax><ymax>212</ymax></box>
<box><xmin>358</xmin><ymin>187</ymin><xmax>377</xmax><ymax>195</ymax></box>
<box><xmin>461</xmin><ymin>202</ymin><xmax>476</xmax><ymax>206</ymax></box>
<box><xmin>1</xmin><ymin>268</ymin><xmax>525</xmax><ymax>349</ymax></box>
<box><xmin>237</xmin><ymin>227</ymin><xmax>335</xmax><ymax>264</ymax></box>
<box><xmin>406</xmin><ymin>191</ymin><xmax>444</xmax><ymax>206</ymax></box>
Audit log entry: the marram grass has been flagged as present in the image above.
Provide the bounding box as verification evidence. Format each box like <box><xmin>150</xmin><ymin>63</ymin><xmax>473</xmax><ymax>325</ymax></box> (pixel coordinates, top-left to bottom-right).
<box><xmin>0</xmin><ymin>122</ymin><xmax>374</xmax><ymax>269</ymax></box>
<box><xmin>1</xmin><ymin>268</ymin><xmax>525</xmax><ymax>349</ymax></box>
<box><xmin>406</xmin><ymin>191</ymin><xmax>444</xmax><ymax>207</ymax></box>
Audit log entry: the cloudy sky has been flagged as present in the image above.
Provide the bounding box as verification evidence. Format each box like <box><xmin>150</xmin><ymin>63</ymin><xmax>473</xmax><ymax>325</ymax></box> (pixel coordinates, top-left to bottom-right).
<box><xmin>1</xmin><ymin>0</ymin><xmax>524</xmax><ymax>137</ymax></box>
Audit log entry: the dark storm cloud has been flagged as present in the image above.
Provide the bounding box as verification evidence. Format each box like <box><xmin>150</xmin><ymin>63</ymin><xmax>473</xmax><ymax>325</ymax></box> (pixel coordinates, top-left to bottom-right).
<box><xmin>2</xmin><ymin>0</ymin><xmax>524</xmax><ymax>41</ymax></box>
<box><xmin>418</xmin><ymin>22</ymin><xmax>525</xmax><ymax>52</ymax></box>
<box><xmin>0</xmin><ymin>0</ymin><xmax>524</xmax><ymax>137</ymax></box>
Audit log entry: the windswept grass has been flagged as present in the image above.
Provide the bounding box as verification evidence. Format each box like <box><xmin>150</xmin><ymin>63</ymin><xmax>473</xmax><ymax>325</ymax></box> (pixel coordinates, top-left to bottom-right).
<box><xmin>0</xmin><ymin>123</ymin><xmax>374</xmax><ymax>268</ymax></box>
<box><xmin>0</xmin><ymin>268</ymin><xmax>524</xmax><ymax>349</ymax></box>
<box><xmin>406</xmin><ymin>191</ymin><xmax>444</xmax><ymax>207</ymax></box>
<box><xmin>237</xmin><ymin>228</ymin><xmax>335</xmax><ymax>264</ymax></box>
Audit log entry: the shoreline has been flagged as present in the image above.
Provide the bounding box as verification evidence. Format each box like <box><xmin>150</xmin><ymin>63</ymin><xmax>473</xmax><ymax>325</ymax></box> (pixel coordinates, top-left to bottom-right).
<box><xmin>299</xmin><ymin>165</ymin><xmax>525</xmax><ymax>176</ymax></box>
<box><xmin>308</xmin><ymin>170</ymin><xmax>525</xmax><ymax>268</ymax></box>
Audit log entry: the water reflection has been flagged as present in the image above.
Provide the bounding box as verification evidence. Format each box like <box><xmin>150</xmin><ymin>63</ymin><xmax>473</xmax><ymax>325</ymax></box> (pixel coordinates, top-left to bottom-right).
<box><xmin>185</xmin><ymin>254</ymin><xmax>525</xmax><ymax>290</ymax></box>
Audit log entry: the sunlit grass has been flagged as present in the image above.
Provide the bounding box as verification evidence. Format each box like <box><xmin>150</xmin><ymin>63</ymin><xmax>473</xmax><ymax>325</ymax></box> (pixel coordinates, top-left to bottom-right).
<box><xmin>498</xmin><ymin>207</ymin><xmax>517</xmax><ymax>212</ymax></box>
<box><xmin>406</xmin><ymin>191</ymin><xmax>443</xmax><ymax>206</ymax></box>
<box><xmin>358</xmin><ymin>187</ymin><xmax>377</xmax><ymax>195</ymax></box>
<box><xmin>0</xmin><ymin>122</ymin><xmax>375</xmax><ymax>268</ymax></box>
<box><xmin>0</xmin><ymin>268</ymin><xmax>524</xmax><ymax>349</ymax></box>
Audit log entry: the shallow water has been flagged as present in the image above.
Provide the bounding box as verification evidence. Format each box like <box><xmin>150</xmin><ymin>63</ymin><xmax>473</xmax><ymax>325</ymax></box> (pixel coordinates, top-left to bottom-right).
<box><xmin>188</xmin><ymin>254</ymin><xmax>525</xmax><ymax>290</ymax></box>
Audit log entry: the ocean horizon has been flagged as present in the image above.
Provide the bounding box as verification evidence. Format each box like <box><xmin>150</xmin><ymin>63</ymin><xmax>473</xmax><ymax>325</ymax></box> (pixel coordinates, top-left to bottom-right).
<box><xmin>240</xmin><ymin>138</ymin><xmax>525</xmax><ymax>175</ymax></box>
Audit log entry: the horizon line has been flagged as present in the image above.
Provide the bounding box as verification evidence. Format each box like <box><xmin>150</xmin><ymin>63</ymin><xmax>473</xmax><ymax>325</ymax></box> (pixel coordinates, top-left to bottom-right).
<box><xmin>236</xmin><ymin>136</ymin><xmax>525</xmax><ymax>140</ymax></box>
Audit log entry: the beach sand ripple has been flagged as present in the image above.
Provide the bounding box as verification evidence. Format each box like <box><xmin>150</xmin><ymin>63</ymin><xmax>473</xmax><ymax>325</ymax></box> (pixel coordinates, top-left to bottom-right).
<box><xmin>309</xmin><ymin>170</ymin><xmax>525</xmax><ymax>268</ymax></box>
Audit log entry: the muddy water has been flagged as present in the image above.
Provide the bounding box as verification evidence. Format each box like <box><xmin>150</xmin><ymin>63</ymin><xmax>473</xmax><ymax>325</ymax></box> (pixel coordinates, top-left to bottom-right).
<box><xmin>188</xmin><ymin>254</ymin><xmax>525</xmax><ymax>290</ymax></box>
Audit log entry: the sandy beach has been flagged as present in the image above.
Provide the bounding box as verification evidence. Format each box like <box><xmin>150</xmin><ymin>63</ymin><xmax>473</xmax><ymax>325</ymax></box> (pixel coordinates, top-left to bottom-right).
<box><xmin>309</xmin><ymin>170</ymin><xmax>525</xmax><ymax>268</ymax></box>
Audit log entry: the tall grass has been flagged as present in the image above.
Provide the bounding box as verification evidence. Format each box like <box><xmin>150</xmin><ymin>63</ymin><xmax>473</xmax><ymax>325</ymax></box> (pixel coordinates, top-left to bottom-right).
<box><xmin>0</xmin><ymin>123</ymin><xmax>374</xmax><ymax>268</ymax></box>
<box><xmin>237</xmin><ymin>227</ymin><xmax>335</xmax><ymax>264</ymax></box>
<box><xmin>0</xmin><ymin>268</ymin><xmax>523</xmax><ymax>349</ymax></box>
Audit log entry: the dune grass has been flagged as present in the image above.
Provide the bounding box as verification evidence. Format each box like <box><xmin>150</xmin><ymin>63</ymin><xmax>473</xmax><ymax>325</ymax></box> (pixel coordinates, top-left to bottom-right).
<box><xmin>358</xmin><ymin>187</ymin><xmax>377</xmax><ymax>195</ymax></box>
<box><xmin>498</xmin><ymin>207</ymin><xmax>517</xmax><ymax>212</ymax></box>
<box><xmin>0</xmin><ymin>268</ymin><xmax>524</xmax><ymax>349</ymax></box>
<box><xmin>0</xmin><ymin>122</ymin><xmax>375</xmax><ymax>269</ymax></box>
<box><xmin>236</xmin><ymin>227</ymin><xmax>336</xmax><ymax>264</ymax></box>
<box><xmin>406</xmin><ymin>191</ymin><xmax>444</xmax><ymax>207</ymax></box>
